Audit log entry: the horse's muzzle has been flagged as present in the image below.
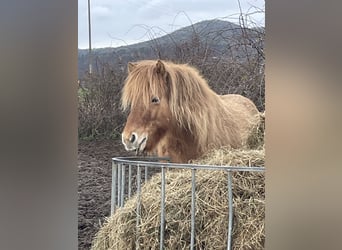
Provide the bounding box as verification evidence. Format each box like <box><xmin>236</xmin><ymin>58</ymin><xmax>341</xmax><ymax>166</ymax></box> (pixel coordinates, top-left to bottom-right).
<box><xmin>122</xmin><ymin>132</ymin><xmax>147</xmax><ymax>153</ymax></box>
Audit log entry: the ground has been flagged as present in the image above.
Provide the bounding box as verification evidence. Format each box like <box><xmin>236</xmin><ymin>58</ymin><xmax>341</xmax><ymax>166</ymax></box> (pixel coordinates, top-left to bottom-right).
<box><xmin>78</xmin><ymin>139</ymin><xmax>128</xmax><ymax>250</ymax></box>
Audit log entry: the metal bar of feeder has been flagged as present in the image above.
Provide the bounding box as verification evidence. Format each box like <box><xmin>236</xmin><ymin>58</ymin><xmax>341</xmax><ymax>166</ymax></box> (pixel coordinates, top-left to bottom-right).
<box><xmin>145</xmin><ymin>165</ymin><xmax>148</xmax><ymax>181</ymax></box>
<box><xmin>112</xmin><ymin>157</ymin><xmax>264</xmax><ymax>172</ymax></box>
<box><xmin>159</xmin><ymin>166</ymin><xmax>166</xmax><ymax>250</ymax></box>
<box><xmin>111</xmin><ymin>161</ymin><xmax>117</xmax><ymax>215</ymax></box>
<box><xmin>120</xmin><ymin>164</ymin><xmax>125</xmax><ymax>207</ymax></box>
<box><xmin>190</xmin><ymin>168</ymin><xmax>196</xmax><ymax>249</ymax></box>
<box><xmin>128</xmin><ymin>164</ymin><xmax>132</xmax><ymax>198</ymax></box>
<box><xmin>227</xmin><ymin>171</ymin><xmax>233</xmax><ymax>250</ymax></box>
<box><xmin>117</xmin><ymin>163</ymin><xmax>121</xmax><ymax>206</ymax></box>
<box><xmin>136</xmin><ymin>164</ymin><xmax>141</xmax><ymax>249</ymax></box>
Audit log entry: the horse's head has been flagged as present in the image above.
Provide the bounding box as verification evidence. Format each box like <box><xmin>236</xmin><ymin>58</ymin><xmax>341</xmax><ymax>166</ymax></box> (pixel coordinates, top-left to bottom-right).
<box><xmin>121</xmin><ymin>60</ymin><xmax>172</xmax><ymax>154</ymax></box>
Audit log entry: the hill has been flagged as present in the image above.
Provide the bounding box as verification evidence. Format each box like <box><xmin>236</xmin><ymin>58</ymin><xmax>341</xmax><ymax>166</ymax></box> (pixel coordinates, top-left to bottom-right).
<box><xmin>78</xmin><ymin>19</ymin><xmax>264</xmax><ymax>79</ymax></box>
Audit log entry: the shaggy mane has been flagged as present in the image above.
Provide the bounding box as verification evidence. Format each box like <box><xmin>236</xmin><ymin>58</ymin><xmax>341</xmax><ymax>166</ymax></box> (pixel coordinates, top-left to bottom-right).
<box><xmin>121</xmin><ymin>60</ymin><xmax>241</xmax><ymax>152</ymax></box>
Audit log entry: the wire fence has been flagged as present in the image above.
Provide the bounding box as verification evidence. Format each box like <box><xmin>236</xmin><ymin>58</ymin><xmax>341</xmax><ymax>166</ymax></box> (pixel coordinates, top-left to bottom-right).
<box><xmin>111</xmin><ymin>156</ymin><xmax>265</xmax><ymax>250</ymax></box>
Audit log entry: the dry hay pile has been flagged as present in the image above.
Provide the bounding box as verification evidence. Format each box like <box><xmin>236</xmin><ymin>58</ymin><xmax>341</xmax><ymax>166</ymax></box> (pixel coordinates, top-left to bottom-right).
<box><xmin>91</xmin><ymin>110</ymin><xmax>266</xmax><ymax>249</ymax></box>
<box><xmin>91</xmin><ymin>146</ymin><xmax>265</xmax><ymax>250</ymax></box>
<box><xmin>246</xmin><ymin>111</ymin><xmax>265</xmax><ymax>150</ymax></box>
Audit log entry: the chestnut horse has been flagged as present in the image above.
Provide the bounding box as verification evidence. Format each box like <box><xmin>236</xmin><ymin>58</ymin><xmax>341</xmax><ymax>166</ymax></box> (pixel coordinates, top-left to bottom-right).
<box><xmin>121</xmin><ymin>60</ymin><xmax>260</xmax><ymax>163</ymax></box>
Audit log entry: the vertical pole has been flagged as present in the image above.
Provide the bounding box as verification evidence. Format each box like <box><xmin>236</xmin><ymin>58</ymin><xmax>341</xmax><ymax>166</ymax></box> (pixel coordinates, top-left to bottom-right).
<box><xmin>111</xmin><ymin>161</ymin><xmax>117</xmax><ymax>215</ymax></box>
<box><xmin>160</xmin><ymin>167</ymin><xmax>166</xmax><ymax>250</ymax></box>
<box><xmin>227</xmin><ymin>171</ymin><xmax>233</xmax><ymax>250</ymax></box>
<box><xmin>136</xmin><ymin>164</ymin><xmax>141</xmax><ymax>249</ymax></box>
<box><xmin>145</xmin><ymin>166</ymin><xmax>148</xmax><ymax>181</ymax></box>
<box><xmin>120</xmin><ymin>164</ymin><xmax>125</xmax><ymax>207</ymax></box>
<box><xmin>117</xmin><ymin>163</ymin><xmax>122</xmax><ymax>206</ymax></box>
<box><xmin>87</xmin><ymin>0</ymin><xmax>92</xmax><ymax>74</ymax></box>
<box><xmin>190</xmin><ymin>169</ymin><xmax>196</xmax><ymax>249</ymax></box>
<box><xmin>128</xmin><ymin>164</ymin><xmax>132</xmax><ymax>198</ymax></box>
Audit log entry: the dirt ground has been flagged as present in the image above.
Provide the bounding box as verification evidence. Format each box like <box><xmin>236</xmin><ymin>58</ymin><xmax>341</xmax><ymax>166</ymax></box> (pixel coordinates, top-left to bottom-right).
<box><xmin>78</xmin><ymin>139</ymin><xmax>129</xmax><ymax>250</ymax></box>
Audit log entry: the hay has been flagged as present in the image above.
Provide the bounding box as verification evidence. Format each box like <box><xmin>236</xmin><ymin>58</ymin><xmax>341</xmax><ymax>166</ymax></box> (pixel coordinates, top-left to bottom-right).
<box><xmin>91</xmin><ymin>147</ymin><xmax>265</xmax><ymax>250</ymax></box>
<box><xmin>246</xmin><ymin>111</ymin><xmax>265</xmax><ymax>149</ymax></box>
<box><xmin>193</xmin><ymin>147</ymin><xmax>265</xmax><ymax>249</ymax></box>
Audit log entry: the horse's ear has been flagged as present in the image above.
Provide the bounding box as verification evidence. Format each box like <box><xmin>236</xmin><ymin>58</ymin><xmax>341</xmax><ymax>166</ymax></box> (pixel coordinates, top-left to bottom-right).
<box><xmin>128</xmin><ymin>62</ymin><xmax>137</xmax><ymax>73</ymax></box>
<box><xmin>155</xmin><ymin>60</ymin><xmax>166</xmax><ymax>75</ymax></box>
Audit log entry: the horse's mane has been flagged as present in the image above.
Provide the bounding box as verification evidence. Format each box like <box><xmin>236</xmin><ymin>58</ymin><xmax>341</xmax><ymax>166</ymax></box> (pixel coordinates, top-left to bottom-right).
<box><xmin>121</xmin><ymin>60</ymin><xmax>240</xmax><ymax>152</ymax></box>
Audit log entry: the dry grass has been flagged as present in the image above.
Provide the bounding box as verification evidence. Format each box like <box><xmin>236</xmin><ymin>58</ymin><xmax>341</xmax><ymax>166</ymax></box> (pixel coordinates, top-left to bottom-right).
<box><xmin>91</xmin><ymin>145</ymin><xmax>265</xmax><ymax>250</ymax></box>
<box><xmin>245</xmin><ymin>111</ymin><xmax>265</xmax><ymax>150</ymax></box>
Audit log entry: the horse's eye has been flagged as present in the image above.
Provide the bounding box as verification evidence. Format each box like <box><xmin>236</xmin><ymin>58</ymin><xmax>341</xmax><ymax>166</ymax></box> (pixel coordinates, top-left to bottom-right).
<box><xmin>151</xmin><ymin>97</ymin><xmax>160</xmax><ymax>104</ymax></box>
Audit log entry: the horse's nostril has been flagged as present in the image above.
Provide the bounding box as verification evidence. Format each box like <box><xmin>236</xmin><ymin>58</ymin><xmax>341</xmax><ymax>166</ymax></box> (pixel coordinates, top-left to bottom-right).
<box><xmin>130</xmin><ymin>133</ymin><xmax>136</xmax><ymax>143</ymax></box>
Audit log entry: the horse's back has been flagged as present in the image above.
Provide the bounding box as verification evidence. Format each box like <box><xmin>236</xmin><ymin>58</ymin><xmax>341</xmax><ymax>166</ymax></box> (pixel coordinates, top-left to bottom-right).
<box><xmin>220</xmin><ymin>94</ymin><xmax>260</xmax><ymax>144</ymax></box>
<box><xmin>221</xmin><ymin>94</ymin><xmax>258</xmax><ymax>114</ymax></box>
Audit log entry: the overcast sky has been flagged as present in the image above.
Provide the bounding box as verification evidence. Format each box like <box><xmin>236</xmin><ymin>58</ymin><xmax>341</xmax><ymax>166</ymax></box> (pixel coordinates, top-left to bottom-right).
<box><xmin>78</xmin><ymin>0</ymin><xmax>264</xmax><ymax>49</ymax></box>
